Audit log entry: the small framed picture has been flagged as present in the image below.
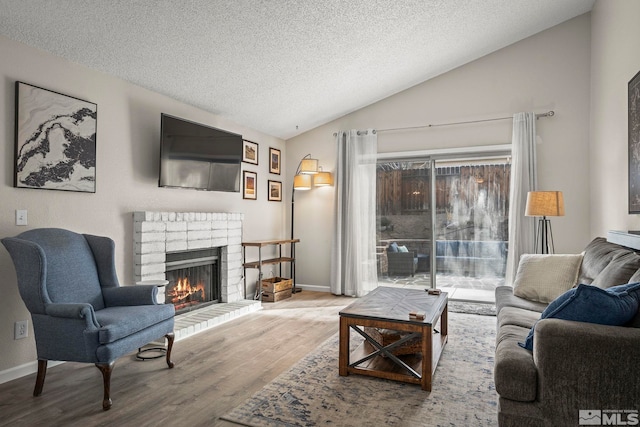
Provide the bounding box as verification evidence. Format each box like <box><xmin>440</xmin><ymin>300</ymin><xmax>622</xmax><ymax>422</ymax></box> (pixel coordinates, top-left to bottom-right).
<box><xmin>269</xmin><ymin>147</ymin><xmax>281</xmax><ymax>174</ymax></box>
<box><xmin>268</xmin><ymin>180</ymin><xmax>282</xmax><ymax>201</ymax></box>
<box><xmin>243</xmin><ymin>170</ymin><xmax>257</xmax><ymax>200</ymax></box>
<box><xmin>243</xmin><ymin>140</ymin><xmax>258</xmax><ymax>165</ymax></box>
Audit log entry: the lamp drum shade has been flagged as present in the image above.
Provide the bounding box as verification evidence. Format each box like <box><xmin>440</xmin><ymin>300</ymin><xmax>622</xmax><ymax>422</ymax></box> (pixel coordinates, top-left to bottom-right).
<box><xmin>314</xmin><ymin>171</ymin><xmax>333</xmax><ymax>186</ymax></box>
<box><xmin>293</xmin><ymin>174</ymin><xmax>312</xmax><ymax>190</ymax></box>
<box><xmin>525</xmin><ymin>191</ymin><xmax>565</xmax><ymax>217</ymax></box>
<box><xmin>299</xmin><ymin>158</ymin><xmax>319</xmax><ymax>174</ymax></box>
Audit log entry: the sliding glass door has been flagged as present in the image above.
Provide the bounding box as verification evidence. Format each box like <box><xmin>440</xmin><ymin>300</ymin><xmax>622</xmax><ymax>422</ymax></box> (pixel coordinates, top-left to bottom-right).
<box><xmin>433</xmin><ymin>159</ymin><xmax>510</xmax><ymax>291</ymax></box>
<box><xmin>376</xmin><ymin>159</ymin><xmax>432</xmax><ymax>285</ymax></box>
<box><xmin>377</xmin><ymin>152</ymin><xmax>510</xmax><ymax>294</ymax></box>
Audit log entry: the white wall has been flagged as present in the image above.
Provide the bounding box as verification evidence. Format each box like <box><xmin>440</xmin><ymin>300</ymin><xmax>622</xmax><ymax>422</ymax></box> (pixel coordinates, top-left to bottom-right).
<box><xmin>590</xmin><ymin>0</ymin><xmax>640</xmax><ymax>236</ymax></box>
<box><xmin>287</xmin><ymin>13</ymin><xmax>592</xmax><ymax>291</ymax></box>
<box><xmin>0</xmin><ymin>35</ymin><xmax>287</xmax><ymax>373</ymax></box>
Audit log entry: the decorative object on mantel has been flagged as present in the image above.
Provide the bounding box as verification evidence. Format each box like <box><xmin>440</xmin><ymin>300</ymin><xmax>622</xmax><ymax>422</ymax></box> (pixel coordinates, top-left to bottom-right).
<box><xmin>14</xmin><ymin>81</ymin><xmax>97</xmax><ymax>193</ymax></box>
<box><xmin>242</xmin><ymin>139</ymin><xmax>258</xmax><ymax>165</ymax></box>
<box><xmin>269</xmin><ymin>147</ymin><xmax>281</xmax><ymax>174</ymax></box>
<box><xmin>525</xmin><ymin>191</ymin><xmax>565</xmax><ymax>254</ymax></box>
<box><xmin>243</xmin><ymin>170</ymin><xmax>257</xmax><ymax>200</ymax></box>
<box><xmin>291</xmin><ymin>154</ymin><xmax>333</xmax><ymax>292</ymax></box>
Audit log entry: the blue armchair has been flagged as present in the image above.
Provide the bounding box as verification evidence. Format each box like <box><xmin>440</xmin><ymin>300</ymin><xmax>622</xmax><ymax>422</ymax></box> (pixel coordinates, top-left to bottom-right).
<box><xmin>1</xmin><ymin>228</ymin><xmax>175</xmax><ymax>410</ymax></box>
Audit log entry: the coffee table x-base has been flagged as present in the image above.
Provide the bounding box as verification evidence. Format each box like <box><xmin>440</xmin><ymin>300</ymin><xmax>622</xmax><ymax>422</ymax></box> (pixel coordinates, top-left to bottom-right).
<box><xmin>338</xmin><ymin>287</ymin><xmax>448</xmax><ymax>391</ymax></box>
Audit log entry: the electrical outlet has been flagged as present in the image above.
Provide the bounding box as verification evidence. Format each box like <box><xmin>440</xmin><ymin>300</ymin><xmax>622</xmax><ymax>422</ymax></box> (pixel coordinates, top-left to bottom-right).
<box><xmin>14</xmin><ymin>320</ymin><xmax>28</xmax><ymax>340</ymax></box>
<box><xmin>16</xmin><ymin>209</ymin><xmax>28</xmax><ymax>226</ymax></box>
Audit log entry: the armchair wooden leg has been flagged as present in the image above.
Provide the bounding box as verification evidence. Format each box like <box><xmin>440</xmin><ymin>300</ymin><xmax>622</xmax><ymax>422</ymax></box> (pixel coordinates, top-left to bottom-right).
<box><xmin>165</xmin><ymin>332</ymin><xmax>175</xmax><ymax>368</ymax></box>
<box><xmin>34</xmin><ymin>360</ymin><xmax>47</xmax><ymax>396</ymax></box>
<box><xmin>95</xmin><ymin>361</ymin><xmax>115</xmax><ymax>411</ymax></box>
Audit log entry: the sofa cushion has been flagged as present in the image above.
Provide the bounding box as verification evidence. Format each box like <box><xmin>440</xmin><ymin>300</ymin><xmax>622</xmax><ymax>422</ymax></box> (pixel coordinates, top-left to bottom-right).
<box><xmin>577</xmin><ymin>237</ymin><xmax>629</xmax><ymax>285</ymax></box>
<box><xmin>398</xmin><ymin>245</ymin><xmax>409</xmax><ymax>252</ymax></box>
<box><xmin>495</xmin><ymin>323</ymin><xmax>538</xmax><ymax>402</ymax></box>
<box><xmin>512</xmin><ymin>254</ymin><xmax>583</xmax><ymax>303</ymax></box>
<box><xmin>95</xmin><ymin>304</ymin><xmax>175</xmax><ymax>344</ymax></box>
<box><xmin>520</xmin><ymin>282</ymin><xmax>640</xmax><ymax>351</ymax></box>
<box><xmin>498</xmin><ymin>306</ymin><xmax>541</xmax><ymax>330</ymax></box>
<box><xmin>496</xmin><ymin>286</ymin><xmax>548</xmax><ymax>314</ymax></box>
<box><xmin>592</xmin><ymin>252</ymin><xmax>640</xmax><ymax>289</ymax></box>
<box><xmin>388</xmin><ymin>242</ymin><xmax>399</xmax><ymax>252</ymax></box>
<box><xmin>627</xmin><ymin>267</ymin><xmax>640</xmax><ymax>284</ymax></box>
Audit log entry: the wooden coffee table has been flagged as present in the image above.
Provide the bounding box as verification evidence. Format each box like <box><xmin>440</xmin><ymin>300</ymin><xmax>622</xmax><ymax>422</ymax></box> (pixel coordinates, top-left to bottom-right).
<box><xmin>339</xmin><ymin>286</ymin><xmax>448</xmax><ymax>391</ymax></box>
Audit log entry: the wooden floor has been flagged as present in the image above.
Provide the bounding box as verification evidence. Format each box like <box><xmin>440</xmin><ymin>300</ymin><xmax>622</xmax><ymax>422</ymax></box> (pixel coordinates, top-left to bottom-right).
<box><xmin>0</xmin><ymin>291</ymin><xmax>354</xmax><ymax>427</ymax></box>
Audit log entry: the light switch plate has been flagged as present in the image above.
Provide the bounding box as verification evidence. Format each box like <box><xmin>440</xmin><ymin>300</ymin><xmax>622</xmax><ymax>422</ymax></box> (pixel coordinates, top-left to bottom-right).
<box><xmin>16</xmin><ymin>210</ymin><xmax>28</xmax><ymax>226</ymax></box>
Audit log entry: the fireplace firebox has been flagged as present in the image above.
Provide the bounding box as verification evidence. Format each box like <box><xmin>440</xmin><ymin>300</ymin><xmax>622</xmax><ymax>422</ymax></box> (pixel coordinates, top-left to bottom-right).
<box><xmin>165</xmin><ymin>248</ymin><xmax>220</xmax><ymax>314</ymax></box>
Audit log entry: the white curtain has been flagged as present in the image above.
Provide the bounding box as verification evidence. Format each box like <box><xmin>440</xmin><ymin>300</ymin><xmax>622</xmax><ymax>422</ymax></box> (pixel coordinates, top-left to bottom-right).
<box><xmin>330</xmin><ymin>129</ymin><xmax>378</xmax><ymax>297</ymax></box>
<box><xmin>505</xmin><ymin>112</ymin><xmax>538</xmax><ymax>284</ymax></box>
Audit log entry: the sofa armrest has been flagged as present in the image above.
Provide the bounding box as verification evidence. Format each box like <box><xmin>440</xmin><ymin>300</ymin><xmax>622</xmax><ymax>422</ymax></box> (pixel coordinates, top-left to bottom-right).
<box><xmin>102</xmin><ymin>285</ymin><xmax>159</xmax><ymax>307</ymax></box>
<box><xmin>534</xmin><ymin>319</ymin><xmax>640</xmax><ymax>424</ymax></box>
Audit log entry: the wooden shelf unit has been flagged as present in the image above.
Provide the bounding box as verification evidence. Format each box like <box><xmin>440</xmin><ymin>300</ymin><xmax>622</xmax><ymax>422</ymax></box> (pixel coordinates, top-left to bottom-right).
<box><xmin>242</xmin><ymin>239</ymin><xmax>299</xmax><ymax>300</ymax></box>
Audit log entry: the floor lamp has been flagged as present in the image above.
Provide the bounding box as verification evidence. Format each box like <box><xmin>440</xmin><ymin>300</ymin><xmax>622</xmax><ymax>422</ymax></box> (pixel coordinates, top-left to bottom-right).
<box><xmin>525</xmin><ymin>191</ymin><xmax>565</xmax><ymax>254</ymax></box>
<box><xmin>291</xmin><ymin>154</ymin><xmax>333</xmax><ymax>292</ymax></box>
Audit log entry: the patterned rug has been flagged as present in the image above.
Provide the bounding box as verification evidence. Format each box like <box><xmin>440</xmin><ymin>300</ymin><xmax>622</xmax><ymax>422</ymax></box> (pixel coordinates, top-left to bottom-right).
<box><xmin>221</xmin><ymin>312</ymin><xmax>497</xmax><ymax>426</ymax></box>
<box><xmin>448</xmin><ymin>301</ymin><xmax>496</xmax><ymax>316</ymax></box>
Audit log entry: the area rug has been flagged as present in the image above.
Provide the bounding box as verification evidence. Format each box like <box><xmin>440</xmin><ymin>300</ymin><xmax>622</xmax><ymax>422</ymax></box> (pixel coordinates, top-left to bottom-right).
<box><xmin>221</xmin><ymin>312</ymin><xmax>497</xmax><ymax>427</ymax></box>
<box><xmin>448</xmin><ymin>301</ymin><xmax>496</xmax><ymax>316</ymax></box>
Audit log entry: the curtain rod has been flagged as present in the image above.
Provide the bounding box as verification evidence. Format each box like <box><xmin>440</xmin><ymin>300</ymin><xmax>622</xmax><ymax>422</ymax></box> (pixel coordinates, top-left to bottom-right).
<box><xmin>332</xmin><ymin>110</ymin><xmax>555</xmax><ymax>136</ymax></box>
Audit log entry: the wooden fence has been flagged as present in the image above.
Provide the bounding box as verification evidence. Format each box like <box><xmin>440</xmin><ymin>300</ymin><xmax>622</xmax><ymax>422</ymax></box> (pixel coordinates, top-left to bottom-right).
<box><xmin>377</xmin><ymin>164</ymin><xmax>511</xmax><ymax>216</ymax></box>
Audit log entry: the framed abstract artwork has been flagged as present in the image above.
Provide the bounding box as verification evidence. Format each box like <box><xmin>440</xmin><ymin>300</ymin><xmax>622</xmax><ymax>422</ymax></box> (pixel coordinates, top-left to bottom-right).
<box><xmin>15</xmin><ymin>82</ymin><xmax>97</xmax><ymax>193</ymax></box>
<box><xmin>629</xmin><ymin>70</ymin><xmax>640</xmax><ymax>213</ymax></box>
<box><xmin>269</xmin><ymin>147</ymin><xmax>281</xmax><ymax>174</ymax></box>
<box><xmin>268</xmin><ymin>180</ymin><xmax>282</xmax><ymax>201</ymax></box>
<box><xmin>243</xmin><ymin>170</ymin><xmax>257</xmax><ymax>200</ymax></box>
<box><xmin>243</xmin><ymin>140</ymin><xmax>258</xmax><ymax>165</ymax></box>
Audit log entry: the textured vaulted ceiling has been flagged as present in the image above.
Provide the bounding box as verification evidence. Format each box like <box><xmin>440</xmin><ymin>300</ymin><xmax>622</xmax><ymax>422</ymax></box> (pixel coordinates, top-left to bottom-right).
<box><xmin>0</xmin><ymin>0</ymin><xmax>594</xmax><ymax>139</ymax></box>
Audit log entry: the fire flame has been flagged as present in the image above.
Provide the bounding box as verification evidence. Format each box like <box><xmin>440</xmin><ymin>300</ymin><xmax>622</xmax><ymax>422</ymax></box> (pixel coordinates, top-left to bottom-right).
<box><xmin>167</xmin><ymin>276</ymin><xmax>206</xmax><ymax>309</ymax></box>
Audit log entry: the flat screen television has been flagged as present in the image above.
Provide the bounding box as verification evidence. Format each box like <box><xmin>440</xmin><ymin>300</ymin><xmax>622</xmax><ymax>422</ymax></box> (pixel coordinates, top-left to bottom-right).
<box><xmin>159</xmin><ymin>114</ymin><xmax>242</xmax><ymax>192</ymax></box>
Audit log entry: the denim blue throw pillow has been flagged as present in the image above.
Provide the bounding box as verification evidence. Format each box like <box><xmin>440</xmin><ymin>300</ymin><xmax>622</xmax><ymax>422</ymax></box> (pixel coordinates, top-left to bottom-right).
<box><xmin>519</xmin><ymin>282</ymin><xmax>640</xmax><ymax>351</ymax></box>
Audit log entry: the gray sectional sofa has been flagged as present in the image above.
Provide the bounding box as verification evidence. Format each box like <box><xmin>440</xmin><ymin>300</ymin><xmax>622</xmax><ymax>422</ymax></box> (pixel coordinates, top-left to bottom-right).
<box><xmin>494</xmin><ymin>237</ymin><xmax>640</xmax><ymax>427</ymax></box>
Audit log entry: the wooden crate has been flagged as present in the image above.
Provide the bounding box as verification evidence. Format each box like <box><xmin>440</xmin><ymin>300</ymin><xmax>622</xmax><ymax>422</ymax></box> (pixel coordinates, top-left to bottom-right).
<box><xmin>261</xmin><ymin>277</ymin><xmax>293</xmax><ymax>293</ymax></box>
<box><xmin>363</xmin><ymin>327</ymin><xmax>422</xmax><ymax>356</ymax></box>
<box><xmin>261</xmin><ymin>288</ymin><xmax>292</xmax><ymax>302</ymax></box>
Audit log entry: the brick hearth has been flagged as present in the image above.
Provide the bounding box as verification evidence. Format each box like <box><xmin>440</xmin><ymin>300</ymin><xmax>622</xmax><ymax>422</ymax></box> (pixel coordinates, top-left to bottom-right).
<box><xmin>133</xmin><ymin>211</ymin><xmax>261</xmax><ymax>341</ymax></box>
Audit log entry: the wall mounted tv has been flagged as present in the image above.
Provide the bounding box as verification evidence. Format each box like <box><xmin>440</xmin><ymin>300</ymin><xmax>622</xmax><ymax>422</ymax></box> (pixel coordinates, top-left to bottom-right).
<box><xmin>159</xmin><ymin>114</ymin><xmax>242</xmax><ymax>192</ymax></box>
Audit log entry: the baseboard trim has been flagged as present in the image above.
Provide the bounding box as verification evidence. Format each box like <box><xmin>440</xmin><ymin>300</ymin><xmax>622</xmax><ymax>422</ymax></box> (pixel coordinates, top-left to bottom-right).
<box><xmin>295</xmin><ymin>284</ymin><xmax>330</xmax><ymax>293</ymax></box>
<box><xmin>0</xmin><ymin>360</ymin><xmax>64</xmax><ymax>385</ymax></box>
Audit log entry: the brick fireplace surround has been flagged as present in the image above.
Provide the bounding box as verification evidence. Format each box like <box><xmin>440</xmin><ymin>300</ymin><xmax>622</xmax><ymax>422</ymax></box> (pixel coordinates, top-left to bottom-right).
<box><xmin>133</xmin><ymin>211</ymin><xmax>260</xmax><ymax>340</ymax></box>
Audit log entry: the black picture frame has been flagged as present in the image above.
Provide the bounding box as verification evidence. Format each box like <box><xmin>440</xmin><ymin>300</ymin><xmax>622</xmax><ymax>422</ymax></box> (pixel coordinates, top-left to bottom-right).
<box><xmin>629</xmin><ymin>70</ymin><xmax>640</xmax><ymax>213</ymax></box>
<box><xmin>242</xmin><ymin>140</ymin><xmax>259</xmax><ymax>165</ymax></box>
<box><xmin>268</xmin><ymin>180</ymin><xmax>282</xmax><ymax>201</ymax></box>
<box><xmin>15</xmin><ymin>82</ymin><xmax>97</xmax><ymax>193</ymax></box>
<box><xmin>269</xmin><ymin>147</ymin><xmax>281</xmax><ymax>174</ymax></box>
<box><xmin>243</xmin><ymin>170</ymin><xmax>257</xmax><ymax>200</ymax></box>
